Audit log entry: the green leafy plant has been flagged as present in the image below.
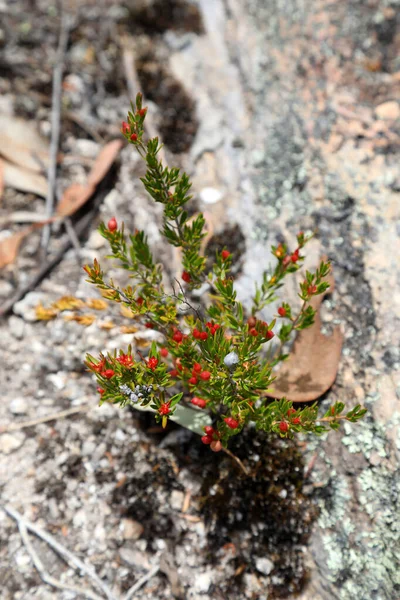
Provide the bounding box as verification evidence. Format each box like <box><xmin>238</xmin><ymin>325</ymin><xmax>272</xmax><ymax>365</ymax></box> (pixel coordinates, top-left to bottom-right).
<box><xmin>83</xmin><ymin>93</ymin><xmax>366</xmax><ymax>453</ymax></box>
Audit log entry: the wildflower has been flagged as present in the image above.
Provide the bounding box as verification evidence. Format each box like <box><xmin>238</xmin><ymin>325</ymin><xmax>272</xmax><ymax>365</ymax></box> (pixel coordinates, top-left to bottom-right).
<box><xmin>200</xmin><ymin>371</ymin><xmax>211</xmax><ymax>381</ymax></box>
<box><xmin>160</xmin><ymin>348</ymin><xmax>168</xmax><ymax>358</ymax></box>
<box><xmin>201</xmin><ymin>435</ymin><xmax>212</xmax><ymax>445</ymax></box>
<box><xmin>278</xmin><ymin>306</ymin><xmax>286</xmax><ymax>317</ymax></box>
<box><xmin>221</xmin><ymin>250</ymin><xmax>231</xmax><ymax>260</ymax></box>
<box><xmin>224</xmin><ymin>417</ymin><xmax>239</xmax><ymax>429</ymax></box>
<box><xmin>172</xmin><ymin>331</ymin><xmax>184</xmax><ymax>343</ymax></box>
<box><xmin>182</xmin><ymin>271</ymin><xmax>191</xmax><ymax>283</ymax></box>
<box><xmin>199</xmin><ymin>331</ymin><xmax>208</xmax><ymax>341</ymax></box>
<box><xmin>191</xmin><ymin>397</ymin><xmax>207</xmax><ymax>408</ymax></box>
<box><xmin>279</xmin><ymin>421</ymin><xmax>289</xmax><ymax>433</ymax></box>
<box><xmin>138</xmin><ymin>107</ymin><xmax>147</xmax><ymax>117</ymax></box>
<box><xmin>130</xmin><ymin>133</ymin><xmax>138</xmax><ymax>142</ymax></box>
<box><xmin>101</xmin><ymin>369</ymin><xmax>115</xmax><ymax>379</ymax></box>
<box><xmin>188</xmin><ymin>376</ymin><xmax>198</xmax><ymax>385</ymax></box>
<box><xmin>307</xmin><ymin>285</ymin><xmax>317</xmax><ymax>295</ymax></box>
<box><xmin>116</xmin><ymin>353</ymin><xmax>134</xmax><ymax>367</ymax></box>
<box><xmin>159</xmin><ymin>402</ymin><xmax>171</xmax><ymax>415</ymax></box>
<box><xmin>121</xmin><ymin>121</ymin><xmax>130</xmax><ymax>135</ymax></box>
<box><xmin>108</xmin><ymin>217</ymin><xmax>117</xmax><ymax>233</ymax></box>
<box><xmin>148</xmin><ymin>357</ymin><xmax>158</xmax><ymax>371</ymax></box>
<box><xmin>97</xmin><ymin>387</ymin><xmax>105</xmax><ymax>395</ymax></box>
<box><xmin>169</xmin><ymin>369</ymin><xmax>178</xmax><ymax>378</ymax></box>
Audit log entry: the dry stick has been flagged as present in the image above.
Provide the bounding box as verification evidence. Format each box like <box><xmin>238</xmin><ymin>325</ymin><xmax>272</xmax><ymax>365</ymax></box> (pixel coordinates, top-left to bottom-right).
<box><xmin>4</xmin><ymin>506</ymin><xmax>117</xmax><ymax>600</ymax></box>
<box><xmin>0</xmin><ymin>404</ymin><xmax>92</xmax><ymax>434</ymax></box>
<box><xmin>222</xmin><ymin>447</ymin><xmax>249</xmax><ymax>476</ymax></box>
<box><xmin>41</xmin><ymin>7</ymin><xmax>71</xmax><ymax>252</ymax></box>
<box><xmin>0</xmin><ymin>186</ymin><xmax>109</xmax><ymax>318</ymax></box>
<box><xmin>124</xmin><ymin>562</ymin><xmax>161</xmax><ymax>600</ymax></box>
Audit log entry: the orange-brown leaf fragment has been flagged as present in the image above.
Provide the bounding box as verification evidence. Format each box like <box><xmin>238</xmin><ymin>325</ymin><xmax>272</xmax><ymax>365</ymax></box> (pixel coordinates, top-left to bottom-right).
<box><xmin>35</xmin><ymin>303</ymin><xmax>59</xmax><ymax>321</ymax></box>
<box><xmin>64</xmin><ymin>314</ymin><xmax>96</xmax><ymax>327</ymax></box>
<box><xmin>86</xmin><ymin>298</ymin><xmax>108</xmax><ymax>310</ymax></box>
<box><xmin>52</xmin><ymin>296</ymin><xmax>85</xmax><ymax>311</ymax></box>
<box><xmin>265</xmin><ymin>270</ymin><xmax>343</xmax><ymax>403</ymax></box>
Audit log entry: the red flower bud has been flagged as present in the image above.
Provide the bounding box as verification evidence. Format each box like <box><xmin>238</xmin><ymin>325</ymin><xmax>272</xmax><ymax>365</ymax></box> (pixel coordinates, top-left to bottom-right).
<box><xmin>200</xmin><ymin>371</ymin><xmax>211</xmax><ymax>381</ymax></box>
<box><xmin>275</xmin><ymin>244</ymin><xmax>285</xmax><ymax>258</ymax></box>
<box><xmin>97</xmin><ymin>387</ymin><xmax>105</xmax><ymax>395</ymax></box>
<box><xmin>193</xmin><ymin>362</ymin><xmax>202</xmax><ymax>373</ymax></box>
<box><xmin>159</xmin><ymin>402</ymin><xmax>171</xmax><ymax>415</ymax></box>
<box><xmin>138</xmin><ymin>107</ymin><xmax>147</xmax><ymax>117</ymax></box>
<box><xmin>145</xmin><ymin>322</ymin><xmax>154</xmax><ymax>329</ymax></box>
<box><xmin>188</xmin><ymin>376</ymin><xmax>198</xmax><ymax>385</ymax></box>
<box><xmin>278</xmin><ymin>306</ymin><xmax>286</xmax><ymax>317</ymax></box>
<box><xmin>249</xmin><ymin>328</ymin><xmax>258</xmax><ymax>337</ymax></box>
<box><xmin>292</xmin><ymin>417</ymin><xmax>301</xmax><ymax>425</ymax></box>
<box><xmin>291</xmin><ymin>248</ymin><xmax>300</xmax><ymax>263</ymax></box>
<box><xmin>287</xmin><ymin>408</ymin><xmax>296</xmax><ymax>416</ymax></box>
<box><xmin>307</xmin><ymin>285</ymin><xmax>317</xmax><ymax>295</ymax></box>
<box><xmin>221</xmin><ymin>250</ymin><xmax>231</xmax><ymax>260</ymax></box>
<box><xmin>160</xmin><ymin>348</ymin><xmax>168</xmax><ymax>358</ymax></box>
<box><xmin>191</xmin><ymin>397</ymin><xmax>206</xmax><ymax>408</ymax></box>
<box><xmin>193</xmin><ymin>328</ymin><xmax>200</xmax><ymax>339</ymax></box>
<box><xmin>224</xmin><ymin>417</ymin><xmax>239</xmax><ymax>429</ymax></box>
<box><xmin>283</xmin><ymin>255</ymin><xmax>291</xmax><ymax>267</ymax></box>
<box><xmin>201</xmin><ymin>435</ymin><xmax>212</xmax><ymax>445</ymax></box>
<box><xmin>199</xmin><ymin>331</ymin><xmax>208</xmax><ymax>341</ymax></box>
<box><xmin>265</xmin><ymin>330</ymin><xmax>274</xmax><ymax>340</ymax></box>
<box><xmin>204</xmin><ymin>425</ymin><xmax>215</xmax><ymax>436</ymax></box>
<box><xmin>182</xmin><ymin>270</ymin><xmax>191</xmax><ymax>283</ymax></box>
<box><xmin>108</xmin><ymin>217</ymin><xmax>117</xmax><ymax>233</ymax></box>
<box><xmin>169</xmin><ymin>369</ymin><xmax>178</xmax><ymax>378</ymax></box>
<box><xmin>172</xmin><ymin>331</ymin><xmax>184</xmax><ymax>343</ymax></box>
<box><xmin>147</xmin><ymin>357</ymin><xmax>158</xmax><ymax>371</ymax></box>
<box><xmin>121</xmin><ymin>121</ymin><xmax>130</xmax><ymax>135</ymax></box>
<box><xmin>279</xmin><ymin>421</ymin><xmax>289</xmax><ymax>433</ymax></box>
<box><xmin>210</xmin><ymin>440</ymin><xmax>222</xmax><ymax>452</ymax></box>
<box><xmin>101</xmin><ymin>369</ymin><xmax>115</xmax><ymax>379</ymax></box>
<box><xmin>136</xmin><ymin>297</ymin><xmax>144</xmax><ymax>306</ymax></box>
<box><xmin>247</xmin><ymin>316</ymin><xmax>257</xmax><ymax>328</ymax></box>
<box><xmin>130</xmin><ymin>133</ymin><xmax>138</xmax><ymax>142</ymax></box>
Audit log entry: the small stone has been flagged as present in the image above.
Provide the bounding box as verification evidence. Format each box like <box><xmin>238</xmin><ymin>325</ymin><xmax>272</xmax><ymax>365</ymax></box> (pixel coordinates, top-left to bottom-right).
<box><xmin>199</xmin><ymin>187</ymin><xmax>223</xmax><ymax>205</ymax></box>
<box><xmin>9</xmin><ymin>316</ymin><xmax>25</xmax><ymax>339</ymax></box>
<box><xmin>223</xmin><ymin>351</ymin><xmax>240</xmax><ymax>369</ymax></box>
<box><xmin>9</xmin><ymin>397</ymin><xmax>29</xmax><ymax>415</ymax></box>
<box><xmin>0</xmin><ymin>433</ymin><xmax>25</xmax><ymax>454</ymax></box>
<box><xmin>0</xmin><ymin>280</ymin><xmax>13</xmax><ymax>298</ymax></box>
<box><xmin>255</xmin><ymin>557</ymin><xmax>274</xmax><ymax>575</ymax></box>
<box><xmin>375</xmin><ymin>101</ymin><xmax>400</xmax><ymax>121</ymax></box>
<box><xmin>14</xmin><ymin>292</ymin><xmax>48</xmax><ymax>322</ymax></box>
<box><xmin>170</xmin><ymin>490</ymin><xmax>184</xmax><ymax>511</ymax></box>
<box><xmin>119</xmin><ymin>548</ymin><xmax>150</xmax><ymax>570</ymax></box>
<box><xmin>194</xmin><ymin>571</ymin><xmax>213</xmax><ymax>593</ymax></box>
<box><xmin>122</xmin><ymin>518</ymin><xmax>144</xmax><ymax>540</ymax></box>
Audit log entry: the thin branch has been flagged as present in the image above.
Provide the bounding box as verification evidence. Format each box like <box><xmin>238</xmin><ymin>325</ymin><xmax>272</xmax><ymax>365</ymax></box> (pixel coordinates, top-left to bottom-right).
<box><xmin>173</xmin><ymin>278</ymin><xmax>203</xmax><ymax>322</ymax></box>
<box><xmin>4</xmin><ymin>506</ymin><xmax>117</xmax><ymax>600</ymax></box>
<box><xmin>0</xmin><ymin>404</ymin><xmax>92</xmax><ymax>434</ymax></box>
<box><xmin>222</xmin><ymin>447</ymin><xmax>249</xmax><ymax>476</ymax></box>
<box><xmin>41</xmin><ymin>7</ymin><xmax>71</xmax><ymax>252</ymax></box>
<box><xmin>124</xmin><ymin>562</ymin><xmax>160</xmax><ymax>600</ymax></box>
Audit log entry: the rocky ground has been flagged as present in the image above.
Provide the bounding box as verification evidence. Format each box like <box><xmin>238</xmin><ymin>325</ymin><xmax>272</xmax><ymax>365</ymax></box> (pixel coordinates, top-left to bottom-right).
<box><xmin>0</xmin><ymin>0</ymin><xmax>399</xmax><ymax>599</ymax></box>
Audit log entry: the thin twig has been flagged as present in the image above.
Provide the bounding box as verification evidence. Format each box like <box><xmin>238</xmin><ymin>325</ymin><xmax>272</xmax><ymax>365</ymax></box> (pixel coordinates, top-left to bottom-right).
<box><xmin>4</xmin><ymin>506</ymin><xmax>117</xmax><ymax>600</ymax></box>
<box><xmin>41</xmin><ymin>7</ymin><xmax>71</xmax><ymax>252</ymax></box>
<box><xmin>173</xmin><ymin>278</ymin><xmax>203</xmax><ymax>322</ymax></box>
<box><xmin>0</xmin><ymin>404</ymin><xmax>92</xmax><ymax>434</ymax></box>
<box><xmin>124</xmin><ymin>562</ymin><xmax>160</xmax><ymax>600</ymax></box>
<box><xmin>222</xmin><ymin>447</ymin><xmax>249</xmax><ymax>476</ymax></box>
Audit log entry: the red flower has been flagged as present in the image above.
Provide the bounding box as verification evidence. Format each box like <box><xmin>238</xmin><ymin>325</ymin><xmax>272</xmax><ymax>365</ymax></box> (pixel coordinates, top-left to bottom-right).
<box><xmin>224</xmin><ymin>417</ymin><xmax>239</xmax><ymax>429</ymax></box>
<box><xmin>145</xmin><ymin>322</ymin><xmax>154</xmax><ymax>329</ymax></box>
<box><xmin>287</xmin><ymin>408</ymin><xmax>296</xmax><ymax>417</ymax></box>
<box><xmin>200</xmin><ymin>371</ymin><xmax>211</xmax><ymax>381</ymax></box>
<box><xmin>92</xmin><ymin>358</ymin><xmax>106</xmax><ymax>373</ymax></box>
<box><xmin>108</xmin><ymin>217</ymin><xmax>117</xmax><ymax>233</ymax></box>
<box><xmin>292</xmin><ymin>417</ymin><xmax>301</xmax><ymax>425</ymax></box>
<box><xmin>275</xmin><ymin>243</ymin><xmax>285</xmax><ymax>258</ymax></box>
<box><xmin>278</xmin><ymin>306</ymin><xmax>286</xmax><ymax>317</ymax></box>
<box><xmin>201</xmin><ymin>435</ymin><xmax>212</xmax><ymax>445</ymax></box>
<box><xmin>199</xmin><ymin>331</ymin><xmax>208</xmax><ymax>341</ymax></box>
<box><xmin>307</xmin><ymin>285</ymin><xmax>317</xmax><ymax>295</ymax></box>
<box><xmin>159</xmin><ymin>402</ymin><xmax>171</xmax><ymax>415</ymax></box>
<box><xmin>204</xmin><ymin>425</ymin><xmax>215</xmax><ymax>436</ymax></box>
<box><xmin>249</xmin><ymin>328</ymin><xmax>258</xmax><ymax>337</ymax></box>
<box><xmin>138</xmin><ymin>107</ymin><xmax>147</xmax><ymax>117</ymax></box>
<box><xmin>221</xmin><ymin>250</ymin><xmax>231</xmax><ymax>260</ymax></box>
<box><xmin>121</xmin><ymin>121</ymin><xmax>130</xmax><ymax>135</ymax></box>
<box><xmin>279</xmin><ymin>421</ymin><xmax>289</xmax><ymax>433</ymax></box>
<box><xmin>191</xmin><ymin>397</ymin><xmax>207</xmax><ymax>408</ymax></box>
<box><xmin>182</xmin><ymin>270</ymin><xmax>191</xmax><ymax>283</ymax></box>
<box><xmin>265</xmin><ymin>330</ymin><xmax>274</xmax><ymax>340</ymax></box>
<box><xmin>172</xmin><ymin>331</ymin><xmax>184</xmax><ymax>343</ymax></box>
<box><xmin>291</xmin><ymin>248</ymin><xmax>300</xmax><ymax>263</ymax></box>
<box><xmin>101</xmin><ymin>369</ymin><xmax>115</xmax><ymax>379</ymax></box>
<box><xmin>169</xmin><ymin>369</ymin><xmax>178</xmax><ymax>378</ymax></box>
<box><xmin>136</xmin><ymin>297</ymin><xmax>144</xmax><ymax>306</ymax></box>
<box><xmin>130</xmin><ymin>133</ymin><xmax>138</xmax><ymax>142</ymax></box>
<box><xmin>97</xmin><ymin>387</ymin><xmax>105</xmax><ymax>395</ymax></box>
<box><xmin>117</xmin><ymin>354</ymin><xmax>134</xmax><ymax>367</ymax></box>
<box><xmin>147</xmin><ymin>357</ymin><xmax>158</xmax><ymax>371</ymax></box>
<box><xmin>193</xmin><ymin>362</ymin><xmax>202</xmax><ymax>373</ymax></box>
<box><xmin>188</xmin><ymin>376</ymin><xmax>198</xmax><ymax>385</ymax></box>
<box><xmin>247</xmin><ymin>316</ymin><xmax>257</xmax><ymax>328</ymax></box>
<box><xmin>193</xmin><ymin>328</ymin><xmax>201</xmax><ymax>339</ymax></box>
<box><xmin>160</xmin><ymin>348</ymin><xmax>168</xmax><ymax>358</ymax></box>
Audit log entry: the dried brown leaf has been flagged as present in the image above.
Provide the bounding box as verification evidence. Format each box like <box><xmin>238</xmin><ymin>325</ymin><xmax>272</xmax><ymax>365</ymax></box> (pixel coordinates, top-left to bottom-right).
<box><xmin>265</xmin><ymin>270</ymin><xmax>343</xmax><ymax>403</ymax></box>
<box><xmin>57</xmin><ymin>139</ymin><xmax>122</xmax><ymax>217</ymax></box>
<box><xmin>64</xmin><ymin>314</ymin><xmax>96</xmax><ymax>327</ymax></box>
<box><xmin>0</xmin><ymin>226</ymin><xmax>33</xmax><ymax>269</ymax></box>
<box><xmin>86</xmin><ymin>298</ymin><xmax>108</xmax><ymax>310</ymax></box>
<box><xmin>35</xmin><ymin>303</ymin><xmax>59</xmax><ymax>321</ymax></box>
<box><xmin>3</xmin><ymin>159</ymin><xmax>48</xmax><ymax>197</ymax></box>
<box><xmin>120</xmin><ymin>325</ymin><xmax>139</xmax><ymax>334</ymax></box>
<box><xmin>98</xmin><ymin>321</ymin><xmax>115</xmax><ymax>330</ymax></box>
<box><xmin>52</xmin><ymin>296</ymin><xmax>85</xmax><ymax>311</ymax></box>
<box><xmin>0</xmin><ymin>114</ymin><xmax>50</xmax><ymax>173</ymax></box>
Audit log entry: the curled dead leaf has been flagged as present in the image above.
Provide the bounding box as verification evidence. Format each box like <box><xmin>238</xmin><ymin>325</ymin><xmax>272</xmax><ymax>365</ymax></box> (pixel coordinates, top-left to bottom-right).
<box><xmin>64</xmin><ymin>314</ymin><xmax>96</xmax><ymax>327</ymax></box>
<box><xmin>0</xmin><ymin>226</ymin><xmax>33</xmax><ymax>269</ymax></box>
<box><xmin>35</xmin><ymin>303</ymin><xmax>59</xmax><ymax>321</ymax></box>
<box><xmin>98</xmin><ymin>321</ymin><xmax>115</xmax><ymax>330</ymax></box>
<box><xmin>120</xmin><ymin>325</ymin><xmax>139</xmax><ymax>334</ymax></box>
<box><xmin>52</xmin><ymin>296</ymin><xmax>85</xmax><ymax>311</ymax></box>
<box><xmin>265</xmin><ymin>269</ymin><xmax>343</xmax><ymax>403</ymax></box>
<box><xmin>86</xmin><ymin>298</ymin><xmax>108</xmax><ymax>310</ymax></box>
